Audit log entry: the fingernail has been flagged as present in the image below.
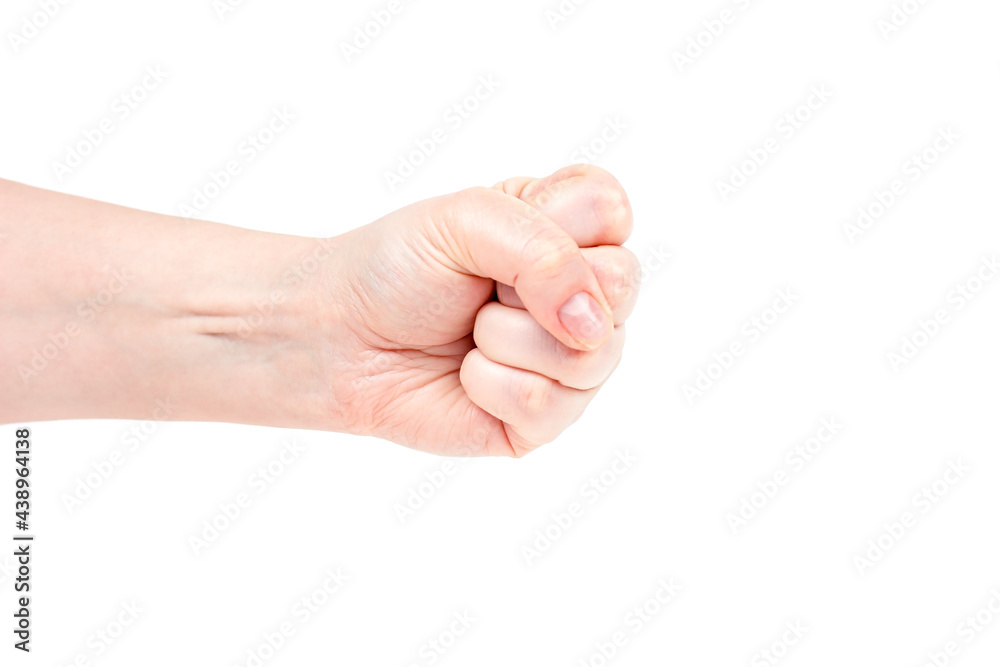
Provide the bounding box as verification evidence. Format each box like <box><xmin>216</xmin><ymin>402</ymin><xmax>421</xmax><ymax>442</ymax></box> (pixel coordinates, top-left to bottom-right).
<box><xmin>558</xmin><ymin>292</ymin><xmax>611</xmax><ymax>348</ymax></box>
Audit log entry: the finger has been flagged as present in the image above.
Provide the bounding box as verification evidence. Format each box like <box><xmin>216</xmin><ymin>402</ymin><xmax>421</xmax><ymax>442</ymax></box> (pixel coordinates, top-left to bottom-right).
<box><xmin>460</xmin><ymin>348</ymin><xmax>599</xmax><ymax>450</ymax></box>
<box><xmin>474</xmin><ymin>302</ymin><xmax>625</xmax><ymax>390</ymax></box>
<box><xmin>436</xmin><ymin>187</ymin><xmax>613</xmax><ymax>351</ymax></box>
<box><xmin>494</xmin><ymin>164</ymin><xmax>634</xmax><ymax>248</ymax></box>
<box><xmin>498</xmin><ymin>245</ymin><xmax>641</xmax><ymax>326</ymax></box>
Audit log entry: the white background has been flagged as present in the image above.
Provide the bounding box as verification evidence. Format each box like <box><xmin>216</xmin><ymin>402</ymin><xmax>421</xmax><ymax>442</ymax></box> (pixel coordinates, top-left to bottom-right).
<box><xmin>3</xmin><ymin>0</ymin><xmax>1000</xmax><ymax>665</ymax></box>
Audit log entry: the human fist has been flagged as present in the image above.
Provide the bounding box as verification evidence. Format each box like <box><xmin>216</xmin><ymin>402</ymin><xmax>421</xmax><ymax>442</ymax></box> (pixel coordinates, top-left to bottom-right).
<box><xmin>327</xmin><ymin>164</ymin><xmax>640</xmax><ymax>457</ymax></box>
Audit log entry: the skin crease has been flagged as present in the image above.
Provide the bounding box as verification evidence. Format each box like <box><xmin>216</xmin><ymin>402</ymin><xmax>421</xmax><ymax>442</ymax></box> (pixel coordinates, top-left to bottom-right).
<box><xmin>0</xmin><ymin>164</ymin><xmax>640</xmax><ymax>458</ymax></box>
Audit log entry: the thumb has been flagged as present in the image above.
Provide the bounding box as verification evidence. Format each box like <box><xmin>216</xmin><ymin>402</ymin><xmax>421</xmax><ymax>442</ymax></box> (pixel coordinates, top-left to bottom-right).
<box><xmin>437</xmin><ymin>186</ymin><xmax>613</xmax><ymax>351</ymax></box>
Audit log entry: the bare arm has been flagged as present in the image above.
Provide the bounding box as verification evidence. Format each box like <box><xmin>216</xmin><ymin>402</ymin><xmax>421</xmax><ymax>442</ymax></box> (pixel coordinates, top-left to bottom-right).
<box><xmin>0</xmin><ymin>178</ymin><xmax>343</xmax><ymax>429</ymax></box>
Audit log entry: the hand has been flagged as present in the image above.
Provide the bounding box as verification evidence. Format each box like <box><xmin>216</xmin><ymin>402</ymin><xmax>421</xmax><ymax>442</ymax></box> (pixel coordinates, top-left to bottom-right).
<box><xmin>325</xmin><ymin>165</ymin><xmax>640</xmax><ymax>457</ymax></box>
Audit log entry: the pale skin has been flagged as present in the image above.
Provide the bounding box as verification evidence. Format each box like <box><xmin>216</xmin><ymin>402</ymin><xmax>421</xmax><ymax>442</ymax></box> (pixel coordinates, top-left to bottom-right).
<box><xmin>0</xmin><ymin>165</ymin><xmax>639</xmax><ymax>457</ymax></box>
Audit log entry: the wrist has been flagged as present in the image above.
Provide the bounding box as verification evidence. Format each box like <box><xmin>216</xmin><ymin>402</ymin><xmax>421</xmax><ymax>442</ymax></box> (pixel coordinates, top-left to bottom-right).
<box><xmin>163</xmin><ymin>228</ymin><xmax>352</xmax><ymax>432</ymax></box>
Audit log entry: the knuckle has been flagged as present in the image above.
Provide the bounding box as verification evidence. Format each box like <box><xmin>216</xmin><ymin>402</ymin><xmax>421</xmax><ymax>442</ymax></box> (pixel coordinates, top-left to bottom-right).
<box><xmin>472</xmin><ymin>302</ymin><xmax>502</xmax><ymax>348</ymax></box>
<box><xmin>510</xmin><ymin>446</ymin><xmax>532</xmax><ymax>459</ymax></box>
<box><xmin>620</xmin><ymin>247</ymin><xmax>642</xmax><ymax>284</ymax></box>
<box><xmin>593</xmin><ymin>250</ymin><xmax>641</xmax><ymax>320</ymax></box>
<box><xmin>514</xmin><ymin>374</ymin><xmax>552</xmax><ymax>418</ymax></box>
<box><xmin>520</xmin><ymin>225</ymin><xmax>577</xmax><ymax>282</ymax></box>
<box><xmin>610</xmin><ymin>249</ymin><xmax>642</xmax><ymax>298</ymax></box>
<box><xmin>509</xmin><ymin>434</ymin><xmax>546</xmax><ymax>458</ymax></box>
<box><xmin>581</xmin><ymin>167</ymin><xmax>632</xmax><ymax>239</ymax></box>
<box><xmin>602</xmin><ymin>257</ymin><xmax>631</xmax><ymax>298</ymax></box>
<box><xmin>603</xmin><ymin>180</ymin><xmax>632</xmax><ymax>232</ymax></box>
<box><xmin>560</xmin><ymin>333</ymin><xmax>622</xmax><ymax>389</ymax></box>
<box><xmin>567</xmin><ymin>362</ymin><xmax>604</xmax><ymax>391</ymax></box>
<box><xmin>459</xmin><ymin>184</ymin><xmax>495</xmax><ymax>203</ymax></box>
<box><xmin>446</xmin><ymin>186</ymin><xmax>497</xmax><ymax>221</ymax></box>
<box><xmin>471</xmin><ymin>305</ymin><xmax>489</xmax><ymax>347</ymax></box>
<box><xmin>553</xmin><ymin>337</ymin><xmax>587</xmax><ymax>372</ymax></box>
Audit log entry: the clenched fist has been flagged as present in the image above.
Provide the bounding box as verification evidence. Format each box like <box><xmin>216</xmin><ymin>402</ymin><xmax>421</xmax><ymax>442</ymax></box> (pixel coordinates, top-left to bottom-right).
<box><xmin>330</xmin><ymin>165</ymin><xmax>640</xmax><ymax>456</ymax></box>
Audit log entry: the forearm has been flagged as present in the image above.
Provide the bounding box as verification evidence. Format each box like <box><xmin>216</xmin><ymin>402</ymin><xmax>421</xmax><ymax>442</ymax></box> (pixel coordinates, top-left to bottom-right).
<box><xmin>0</xmin><ymin>179</ymin><xmax>343</xmax><ymax>429</ymax></box>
